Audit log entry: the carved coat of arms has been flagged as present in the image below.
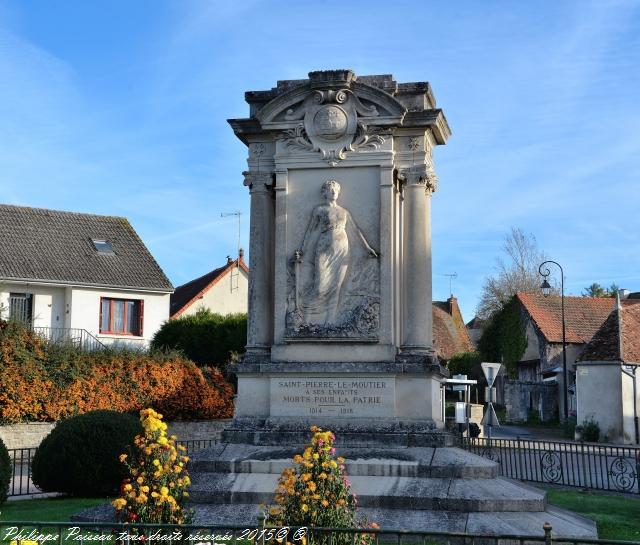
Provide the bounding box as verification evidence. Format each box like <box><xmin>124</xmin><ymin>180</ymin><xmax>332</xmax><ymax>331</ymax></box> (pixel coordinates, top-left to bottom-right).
<box><xmin>283</xmin><ymin>89</ymin><xmax>384</xmax><ymax>166</ymax></box>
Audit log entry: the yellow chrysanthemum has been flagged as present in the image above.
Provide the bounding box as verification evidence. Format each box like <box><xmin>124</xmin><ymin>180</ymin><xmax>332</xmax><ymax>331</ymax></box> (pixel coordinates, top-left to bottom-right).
<box><xmin>112</xmin><ymin>498</ymin><xmax>127</xmax><ymax>510</ymax></box>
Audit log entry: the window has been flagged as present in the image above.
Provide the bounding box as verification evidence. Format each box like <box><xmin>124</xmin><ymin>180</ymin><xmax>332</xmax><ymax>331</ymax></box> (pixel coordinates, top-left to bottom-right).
<box><xmin>92</xmin><ymin>239</ymin><xmax>114</xmax><ymax>254</ymax></box>
<box><xmin>100</xmin><ymin>298</ymin><xmax>143</xmax><ymax>336</ymax></box>
<box><xmin>9</xmin><ymin>293</ymin><xmax>33</xmax><ymax>323</ymax></box>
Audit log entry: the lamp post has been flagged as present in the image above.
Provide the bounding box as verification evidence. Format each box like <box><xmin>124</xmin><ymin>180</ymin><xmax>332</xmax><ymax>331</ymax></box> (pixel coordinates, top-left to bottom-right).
<box><xmin>539</xmin><ymin>260</ymin><xmax>568</xmax><ymax>421</ymax></box>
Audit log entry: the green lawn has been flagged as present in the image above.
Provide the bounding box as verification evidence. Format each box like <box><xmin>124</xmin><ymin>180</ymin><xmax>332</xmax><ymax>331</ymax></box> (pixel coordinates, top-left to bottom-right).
<box><xmin>0</xmin><ymin>498</ymin><xmax>111</xmax><ymax>545</ymax></box>
<box><xmin>544</xmin><ymin>488</ymin><xmax>640</xmax><ymax>541</ymax></box>
<box><xmin>0</xmin><ymin>497</ymin><xmax>108</xmax><ymax>522</ymax></box>
<box><xmin>1</xmin><ymin>491</ymin><xmax>640</xmax><ymax>542</ymax></box>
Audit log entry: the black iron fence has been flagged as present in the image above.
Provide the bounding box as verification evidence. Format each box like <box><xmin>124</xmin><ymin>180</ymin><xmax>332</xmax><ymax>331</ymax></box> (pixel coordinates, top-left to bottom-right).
<box><xmin>464</xmin><ymin>437</ymin><xmax>640</xmax><ymax>494</ymax></box>
<box><xmin>0</xmin><ymin>520</ymin><xmax>631</xmax><ymax>545</ymax></box>
<box><xmin>7</xmin><ymin>447</ymin><xmax>39</xmax><ymax>497</ymax></box>
<box><xmin>7</xmin><ymin>440</ymin><xmax>216</xmax><ymax>498</ymax></box>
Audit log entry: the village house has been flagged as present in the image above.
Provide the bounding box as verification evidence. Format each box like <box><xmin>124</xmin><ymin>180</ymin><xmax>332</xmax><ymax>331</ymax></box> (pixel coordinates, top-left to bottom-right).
<box><xmin>433</xmin><ymin>296</ymin><xmax>475</xmax><ymax>362</ymax></box>
<box><xmin>465</xmin><ymin>315</ymin><xmax>486</xmax><ymax>347</ymax></box>
<box><xmin>0</xmin><ymin>204</ymin><xmax>173</xmax><ymax>348</ymax></box>
<box><xmin>575</xmin><ymin>297</ymin><xmax>640</xmax><ymax>444</ymax></box>
<box><xmin>170</xmin><ymin>250</ymin><xmax>249</xmax><ymax>319</ymax></box>
<box><xmin>503</xmin><ymin>293</ymin><xmax>617</xmax><ymax>421</ymax></box>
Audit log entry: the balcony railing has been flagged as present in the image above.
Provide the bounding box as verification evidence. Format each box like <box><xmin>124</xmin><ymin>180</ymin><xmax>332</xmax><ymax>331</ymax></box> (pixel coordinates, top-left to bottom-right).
<box><xmin>32</xmin><ymin>326</ymin><xmax>106</xmax><ymax>351</ymax></box>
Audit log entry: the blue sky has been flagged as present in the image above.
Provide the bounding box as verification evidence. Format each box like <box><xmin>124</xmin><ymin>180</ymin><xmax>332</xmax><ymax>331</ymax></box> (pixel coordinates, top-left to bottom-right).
<box><xmin>1</xmin><ymin>0</ymin><xmax>639</xmax><ymax>321</ymax></box>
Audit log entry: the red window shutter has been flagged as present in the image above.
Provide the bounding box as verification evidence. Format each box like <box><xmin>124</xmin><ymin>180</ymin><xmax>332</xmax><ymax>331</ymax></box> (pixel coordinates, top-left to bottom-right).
<box><xmin>138</xmin><ymin>300</ymin><xmax>144</xmax><ymax>336</ymax></box>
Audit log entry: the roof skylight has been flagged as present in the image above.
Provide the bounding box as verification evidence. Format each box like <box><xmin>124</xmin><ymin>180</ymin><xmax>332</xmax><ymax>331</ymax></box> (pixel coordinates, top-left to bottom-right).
<box><xmin>92</xmin><ymin>239</ymin><xmax>114</xmax><ymax>254</ymax></box>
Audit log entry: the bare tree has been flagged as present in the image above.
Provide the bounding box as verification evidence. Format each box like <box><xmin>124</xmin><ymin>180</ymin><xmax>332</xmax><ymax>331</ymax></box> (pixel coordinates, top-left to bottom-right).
<box><xmin>477</xmin><ymin>227</ymin><xmax>550</xmax><ymax>319</ymax></box>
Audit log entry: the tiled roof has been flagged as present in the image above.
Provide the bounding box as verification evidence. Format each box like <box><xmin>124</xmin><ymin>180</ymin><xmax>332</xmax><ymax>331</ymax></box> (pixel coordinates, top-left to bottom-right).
<box><xmin>433</xmin><ymin>298</ymin><xmax>475</xmax><ymax>360</ymax></box>
<box><xmin>0</xmin><ymin>204</ymin><xmax>172</xmax><ymax>291</ymax></box>
<box><xmin>517</xmin><ymin>292</ymin><xmax>615</xmax><ymax>344</ymax></box>
<box><xmin>466</xmin><ymin>316</ymin><xmax>487</xmax><ymax>329</ymax></box>
<box><xmin>170</xmin><ymin>257</ymin><xmax>249</xmax><ymax>318</ymax></box>
<box><xmin>578</xmin><ymin>301</ymin><xmax>640</xmax><ymax>363</ymax></box>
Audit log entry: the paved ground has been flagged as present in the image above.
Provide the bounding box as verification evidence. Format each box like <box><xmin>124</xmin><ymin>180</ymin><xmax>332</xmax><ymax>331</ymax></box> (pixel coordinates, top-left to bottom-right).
<box><xmin>488</xmin><ymin>424</ymin><xmax>566</xmax><ymax>440</ymax></box>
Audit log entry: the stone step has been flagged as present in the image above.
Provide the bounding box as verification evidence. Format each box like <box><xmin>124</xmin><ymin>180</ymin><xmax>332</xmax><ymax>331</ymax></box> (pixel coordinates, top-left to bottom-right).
<box><xmin>72</xmin><ymin>501</ymin><xmax>597</xmax><ymax>540</ymax></box>
<box><xmin>71</xmin><ymin>501</ymin><xmax>597</xmax><ymax>540</ymax></box>
<box><xmin>221</xmin><ymin>419</ymin><xmax>456</xmax><ymax>448</ymax></box>
<box><xmin>221</xmin><ymin>429</ymin><xmax>455</xmax><ymax>448</ymax></box>
<box><xmin>189</xmin><ymin>473</ymin><xmax>546</xmax><ymax>512</ymax></box>
<box><xmin>190</xmin><ymin>444</ymin><xmax>498</xmax><ymax>479</ymax></box>
<box><xmin>187</xmin><ymin>503</ymin><xmax>597</xmax><ymax>538</ymax></box>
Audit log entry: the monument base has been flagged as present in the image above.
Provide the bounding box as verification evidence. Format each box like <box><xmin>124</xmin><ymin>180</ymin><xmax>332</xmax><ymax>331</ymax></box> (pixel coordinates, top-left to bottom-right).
<box><xmin>221</xmin><ymin>417</ymin><xmax>452</xmax><ymax>448</ymax></box>
<box><xmin>234</xmin><ymin>359</ymin><xmax>448</xmax><ymax>429</ymax></box>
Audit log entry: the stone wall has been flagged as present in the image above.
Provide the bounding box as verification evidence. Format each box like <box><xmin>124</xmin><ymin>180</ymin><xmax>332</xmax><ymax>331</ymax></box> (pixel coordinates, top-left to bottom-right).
<box><xmin>0</xmin><ymin>419</ymin><xmax>232</xmax><ymax>451</ymax></box>
<box><xmin>0</xmin><ymin>422</ymin><xmax>56</xmax><ymax>450</ymax></box>
<box><xmin>503</xmin><ymin>380</ymin><xmax>558</xmax><ymax>422</ymax></box>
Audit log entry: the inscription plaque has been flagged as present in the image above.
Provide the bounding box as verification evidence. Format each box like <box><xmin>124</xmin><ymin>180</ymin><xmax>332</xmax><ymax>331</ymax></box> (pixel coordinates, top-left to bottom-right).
<box><xmin>270</xmin><ymin>376</ymin><xmax>395</xmax><ymax>417</ymax></box>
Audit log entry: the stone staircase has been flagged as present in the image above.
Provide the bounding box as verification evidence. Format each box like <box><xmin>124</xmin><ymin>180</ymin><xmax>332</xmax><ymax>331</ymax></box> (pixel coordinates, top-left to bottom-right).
<box><xmin>187</xmin><ymin>443</ymin><xmax>598</xmax><ymax>538</ymax></box>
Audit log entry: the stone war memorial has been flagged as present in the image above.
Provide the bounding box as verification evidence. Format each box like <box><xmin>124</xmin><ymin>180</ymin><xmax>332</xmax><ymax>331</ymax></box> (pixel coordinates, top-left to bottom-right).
<box><xmin>187</xmin><ymin>70</ymin><xmax>596</xmax><ymax>537</ymax></box>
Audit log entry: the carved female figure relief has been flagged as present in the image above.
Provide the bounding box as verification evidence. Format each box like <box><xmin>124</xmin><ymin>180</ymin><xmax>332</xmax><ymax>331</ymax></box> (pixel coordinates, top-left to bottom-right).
<box><xmin>290</xmin><ymin>180</ymin><xmax>379</xmax><ymax>335</ymax></box>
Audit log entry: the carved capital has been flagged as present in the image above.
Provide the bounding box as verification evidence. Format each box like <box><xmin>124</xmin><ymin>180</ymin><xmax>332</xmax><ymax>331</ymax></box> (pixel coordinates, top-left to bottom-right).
<box><xmin>243</xmin><ymin>171</ymin><xmax>274</xmax><ymax>193</ymax></box>
<box><xmin>398</xmin><ymin>164</ymin><xmax>438</xmax><ymax>194</ymax></box>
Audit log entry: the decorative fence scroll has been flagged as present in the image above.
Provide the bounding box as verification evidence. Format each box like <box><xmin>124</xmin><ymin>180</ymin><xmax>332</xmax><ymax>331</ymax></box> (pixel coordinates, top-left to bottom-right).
<box><xmin>464</xmin><ymin>437</ymin><xmax>640</xmax><ymax>494</ymax></box>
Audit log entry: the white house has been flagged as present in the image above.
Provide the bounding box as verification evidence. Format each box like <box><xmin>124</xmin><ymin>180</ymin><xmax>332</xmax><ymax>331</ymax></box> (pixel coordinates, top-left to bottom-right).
<box><xmin>575</xmin><ymin>297</ymin><xmax>640</xmax><ymax>444</ymax></box>
<box><xmin>0</xmin><ymin>204</ymin><xmax>173</xmax><ymax>348</ymax></box>
<box><xmin>170</xmin><ymin>251</ymin><xmax>249</xmax><ymax>319</ymax></box>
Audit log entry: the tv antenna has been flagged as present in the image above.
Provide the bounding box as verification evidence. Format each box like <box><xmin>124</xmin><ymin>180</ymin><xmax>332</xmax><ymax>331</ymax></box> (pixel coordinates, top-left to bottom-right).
<box><xmin>441</xmin><ymin>272</ymin><xmax>458</xmax><ymax>297</ymax></box>
<box><xmin>220</xmin><ymin>211</ymin><xmax>242</xmax><ymax>256</ymax></box>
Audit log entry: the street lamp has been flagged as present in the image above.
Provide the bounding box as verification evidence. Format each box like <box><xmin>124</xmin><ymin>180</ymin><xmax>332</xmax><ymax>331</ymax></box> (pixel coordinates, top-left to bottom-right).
<box><xmin>538</xmin><ymin>260</ymin><xmax>568</xmax><ymax>421</ymax></box>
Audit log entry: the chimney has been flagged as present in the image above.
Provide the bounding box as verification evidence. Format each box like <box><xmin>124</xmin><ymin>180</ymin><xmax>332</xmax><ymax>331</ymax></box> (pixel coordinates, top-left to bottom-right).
<box><xmin>239</xmin><ymin>248</ymin><xmax>245</xmax><ymax>260</ymax></box>
<box><xmin>227</xmin><ymin>255</ymin><xmax>233</xmax><ymax>264</ymax></box>
<box><xmin>447</xmin><ymin>296</ymin><xmax>459</xmax><ymax>316</ymax></box>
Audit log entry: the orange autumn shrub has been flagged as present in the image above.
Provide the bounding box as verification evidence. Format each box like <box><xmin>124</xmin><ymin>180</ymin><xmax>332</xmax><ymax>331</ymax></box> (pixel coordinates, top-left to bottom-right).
<box><xmin>0</xmin><ymin>320</ymin><xmax>234</xmax><ymax>423</ymax></box>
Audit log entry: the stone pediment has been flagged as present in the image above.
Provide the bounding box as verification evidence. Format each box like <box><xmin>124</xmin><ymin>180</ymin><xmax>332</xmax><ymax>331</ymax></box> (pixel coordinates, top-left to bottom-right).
<box><xmin>255</xmin><ymin>71</ymin><xmax>407</xmax><ymax>128</ymax></box>
<box><xmin>229</xmin><ymin>70</ymin><xmax>451</xmax><ymax>163</ymax></box>
<box><xmin>251</xmin><ymin>71</ymin><xmax>405</xmax><ymax>166</ymax></box>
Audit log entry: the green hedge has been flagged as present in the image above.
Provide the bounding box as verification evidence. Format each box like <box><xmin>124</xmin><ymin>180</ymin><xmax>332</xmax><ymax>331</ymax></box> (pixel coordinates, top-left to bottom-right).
<box><xmin>31</xmin><ymin>410</ymin><xmax>142</xmax><ymax>496</ymax></box>
<box><xmin>477</xmin><ymin>296</ymin><xmax>527</xmax><ymax>378</ymax></box>
<box><xmin>151</xmin><ymin>309</ymin><xmax>246</xmax><ymax>368</ymax></box>
<box><xmin>448</xmin><ymin>351</ymin><xmax>484</xmax><ymax>382</ymax></box>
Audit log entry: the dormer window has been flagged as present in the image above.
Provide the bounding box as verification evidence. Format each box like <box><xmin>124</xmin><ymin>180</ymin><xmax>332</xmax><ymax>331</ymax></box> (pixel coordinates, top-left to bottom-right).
<box><xmin>92</xmin><ymin>239</ymin><xmax>114</xmax><ymax>254</ymax></box>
